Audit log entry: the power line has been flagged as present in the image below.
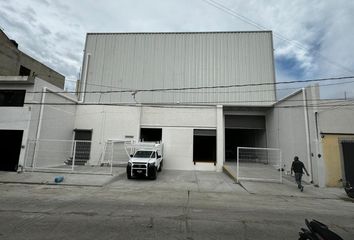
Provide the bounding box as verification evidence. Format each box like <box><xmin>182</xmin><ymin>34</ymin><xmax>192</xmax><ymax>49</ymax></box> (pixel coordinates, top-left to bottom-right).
<box><xmin>25</xmin><ymin>75</ymin><xmax>354</xmax><ymax>94</ymax></box>
<box><xmin>65</xmin><ymin>77</ymin><xmax>354</xmax><ymax>95</ymax></box>
<box><xmin>20</xmin><ymin>97</ymin><xmax>354</xmax><ymax>108</ymax></box>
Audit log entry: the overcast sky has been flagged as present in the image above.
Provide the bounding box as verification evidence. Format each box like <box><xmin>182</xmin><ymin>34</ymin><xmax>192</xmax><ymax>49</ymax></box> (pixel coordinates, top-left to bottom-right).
<box><xmin>1</xmin><ymin>0</ymin><xmax>353</xmax><ymax>99</ymax></box>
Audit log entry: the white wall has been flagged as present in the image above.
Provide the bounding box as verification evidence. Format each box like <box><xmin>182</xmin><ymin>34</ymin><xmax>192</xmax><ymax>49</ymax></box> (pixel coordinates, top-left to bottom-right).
<box><xmin>0</xmin><ymin>77</ymin><xmax>77</xmax><ymax>169</ymax></box>
<box><xmin>74</xmin><ymin>105</ymin><xmax>141</xmax><ymax>164</ymax></box>
<box><xmin>267</xmin><ymin>86</ymin><xmax>321</xmax><ymax>185</ymax></box>
<box><xmin>74</xmin><ymin>104</ymin><xmax>218</xmax><ymax>170</ymax></box>
<box><xmin>141</xmin><ymin>106</ymin><xmax>216</xmax><ymax>128</ymax></box>
<box><xmin>267</xmin><ymin>90</ymin><xmax>310</xmax><ymax>181</ymax></box>
<box><xmin>162</xmin><ymin>127</ymin><xmax>194</xmax><ymax>170</ymax></box>
<box><xmin>318</xmin><ymin>101</ymin><xmax>354</xmax><ymax>134</ymax></box>
<box><xmin>142</xmin><ymin>105</ymin><xmax>217</xmax><ymax>170</ymax></box>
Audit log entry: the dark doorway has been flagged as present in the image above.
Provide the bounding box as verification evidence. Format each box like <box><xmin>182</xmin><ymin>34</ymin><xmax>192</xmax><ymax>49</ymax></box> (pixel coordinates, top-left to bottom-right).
<box><xmin>193</xmin><ymin>129</ymin><xmax>216</xmax><ymax>164</ymax></box>
<box><xmin>73</xmin><ymin>129</ymin><xmax>92</xmax><ymax>161</ymax></box>
<box><xmin>0</xmin><ymin>130</ymin><xmax>23</xmax><ymax>171</ymax></box>
<box><xmin>342</xmin><ymin>141</ymin><xmax>354</xmax><ymax>185</ymax></box>
<box><xmin>225</xmin><ymin>128</ymin><xmax>266</xmax><ymax>161</ymax></box>
<box><xmin>140</xmin><ymin>128</ymin><xmax>162</xmax><ymax>142</ymax></box>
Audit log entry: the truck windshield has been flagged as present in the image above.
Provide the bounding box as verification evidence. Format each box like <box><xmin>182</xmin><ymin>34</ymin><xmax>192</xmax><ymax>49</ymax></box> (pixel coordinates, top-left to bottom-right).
<box><xmin>134</xmin><ymin>151</ymin><xmax>155</xmax><ymax>158</ymax></box>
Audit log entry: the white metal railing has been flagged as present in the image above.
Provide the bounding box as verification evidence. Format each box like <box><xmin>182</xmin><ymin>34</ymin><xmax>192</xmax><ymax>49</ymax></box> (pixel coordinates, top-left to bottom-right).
<box><xmin>24</xmin><ymin>139</ymin><xmax>112</xmax><ymax>175</ymax></box>
<box><xmin>236</xmin><ymin>147</ymin><xmax>283</xmax><ymax>183</ymax></box>
<box><xmin>100</xmin><ymin>140</ymin><xmax>131</xmax><ymax>167</ymax></box>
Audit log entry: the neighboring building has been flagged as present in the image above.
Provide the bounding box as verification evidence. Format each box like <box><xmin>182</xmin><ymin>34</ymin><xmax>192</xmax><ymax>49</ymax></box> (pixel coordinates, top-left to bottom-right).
<box><xmin>268</xmin><ymin>86</ymin><xmax>354</xmax><ymax>187</ymax></box>
<box><xmin>0</xmin><ymin>30</ymin><xmax>72</xmax><ymax>172</ymax></box>
<box><xmin>0</xmin><ymin>76</ymin><xmax>76</xmax><ymax>172</ymax></box>
<box><xmin>0</xmin><ymin>29</ymin><xmax>65</xmax><ymax>88</ymax></box>
<box><xmin>314</xmin><ymin>100</ymin><xmax>354</xmax><ymax>187</ymax></box>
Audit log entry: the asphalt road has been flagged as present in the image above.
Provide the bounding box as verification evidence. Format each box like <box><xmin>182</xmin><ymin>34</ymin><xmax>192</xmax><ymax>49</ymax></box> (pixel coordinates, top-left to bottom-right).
<box><xmin>0</xmin><ymin>181</ymin><xmax>353</xmax><ymax>239</ymax></box>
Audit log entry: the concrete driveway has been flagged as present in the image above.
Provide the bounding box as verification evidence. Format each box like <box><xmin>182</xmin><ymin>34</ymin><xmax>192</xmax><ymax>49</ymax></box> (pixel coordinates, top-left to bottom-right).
<box><xmin>110</xmin><ymin>169</ymin><xmax>247</xmax><ymax>194</ymax></box>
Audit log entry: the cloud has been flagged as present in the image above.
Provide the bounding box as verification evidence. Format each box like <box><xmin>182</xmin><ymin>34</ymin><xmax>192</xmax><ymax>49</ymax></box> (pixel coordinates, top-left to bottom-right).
<box><xmin>0</xmin><ymin>0</ymin><xmax>353</xmax><ymax>97</ymax></box>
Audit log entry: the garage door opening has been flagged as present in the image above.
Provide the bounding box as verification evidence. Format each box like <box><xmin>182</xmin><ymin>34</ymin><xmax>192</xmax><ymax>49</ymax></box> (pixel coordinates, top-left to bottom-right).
<box><xmin>193</xmin><ymin>129</ymin><xmax>216</xmax><ymax>164</ymax></box>
<box><xmin>225</xmin><ymin>115</ymin><xmax>266</xmax><ymax>162</ymax></box>
<box><xmin>0</xmin><ymin>130</ymin><xmax>23</xmax><ymax>171</ymax></box>
<box><xmin>225</xmin><ymin>129</ymin><xmax>266</xmax><ymax>161</ymax></box>
<box><xmin>140</xmin><ymin>128</ymin><xmax>162</xmax><ymax>142</ymax></box>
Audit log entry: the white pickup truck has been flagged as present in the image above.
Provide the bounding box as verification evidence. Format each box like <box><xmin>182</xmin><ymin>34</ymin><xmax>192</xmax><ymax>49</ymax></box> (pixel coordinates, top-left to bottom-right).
<box><xmin>126</xmin><ymin>142</ymin><xmax>163</xmax><ymax>180</ymax></box>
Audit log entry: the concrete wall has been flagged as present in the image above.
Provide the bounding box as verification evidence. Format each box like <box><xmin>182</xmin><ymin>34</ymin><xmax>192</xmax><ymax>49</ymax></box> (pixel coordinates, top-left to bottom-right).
<box><xmin>141</xmin><ymin>106</ymin><xmax>216</xmax><ymax>128</ymax></box>
<box><xmin>267</xmin><ymin>89</ymin><xmax>312</xmax><ymax>183</ymax></box>
<box><xmin>0</xmin><ymin>78</ymin><xmax>35</xmax><ymax>169</ymax></box>
<box><xmin>142</xmin><ymin>106</ymin><xmax>217</xmax><ymax>171</ymax></box>
<box><xmin>81</xmin><ymin>31</ymin><xmax>276</xmax><ymax>105</ymax></box>
<box><xmin>0</xmin><ymin>77</ymin><xmax>76</xmax><ymax>169</ymax></box>
<box><xmin>0</xmin><ymin>30</ymin><xmax>65</xmax><ymax>88</ymax></box>
<box><xmin>316</xmin><ymin>101</ymin><xmax>354</xmax><ymax>187</ymax></box>
<box><xmin>74</xmin><ymin>104</ymin><xmax>218</xmax><ymax>170</ymax></box>
<box><xmin>321</xmin><ymin>134</ymin><xmax>354</xmax><ymax>187</ymax></box>
<box><xmin>318</xmin><ymin>101</ymin><xmax>354</xmax><ymax>134</ymax></box>
<box><xmin>74</xmin><ymin>105</ymin><xmax>141</xmax><ymax>164</ymax></box>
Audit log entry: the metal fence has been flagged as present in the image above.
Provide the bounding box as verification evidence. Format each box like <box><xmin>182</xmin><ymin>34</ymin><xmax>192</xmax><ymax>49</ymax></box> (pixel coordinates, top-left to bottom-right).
<box><xmin>236</xmin><ymin>147</ymin><xmax>283</xmax><ymax>183</ymax></box>
<box><xmin>24</xmin><ymin>139</ymin><xmax>113</xmax><ymax>175</ymax></box>
<box><xmin>100</xmin><ymin>140</ymin><xmax>131</xmax><ymax>167</ymax></box>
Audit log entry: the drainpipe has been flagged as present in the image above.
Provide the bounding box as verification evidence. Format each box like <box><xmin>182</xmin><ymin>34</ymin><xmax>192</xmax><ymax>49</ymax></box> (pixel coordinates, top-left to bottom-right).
<box><xmin>79</xmin><ymin>53</ymin><xmax>91</xmax><ymax>103</ymax></box>
<box><xmin>36</xmin><ymin>87</ymin><xmax>47</xmax><ymax>141</ymax></box>
<box><xmin>302</xmin><ymin>88</ymin><xmax>313</xmax><ymax>183</ymax></box>
<box><xmin>33</xmin><ymin>87</ymin><xmax>47</xmax><ymax>169</ymax></box>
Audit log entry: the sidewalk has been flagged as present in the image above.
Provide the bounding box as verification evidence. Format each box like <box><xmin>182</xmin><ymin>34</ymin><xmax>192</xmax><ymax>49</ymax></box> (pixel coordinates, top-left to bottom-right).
<box><xmin>0</xmin><ymin>169</ymin><xmax>124</xmax><ymax>187</ymax></box>
<box><xmin>223</xmin><ymin>164</ymin><xmax>350</xmax><ymax>200</ymax></box>
<box><xmin>0</xmin><ymin>169</ymin><xmax>351</xmax><ymax>201</ymax></box>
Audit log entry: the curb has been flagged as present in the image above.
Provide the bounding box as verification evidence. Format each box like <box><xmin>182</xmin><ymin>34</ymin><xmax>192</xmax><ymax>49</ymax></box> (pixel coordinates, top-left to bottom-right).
<box><xmin>0</xmin><ymin>181</ymin><xmax>103</xmax><ymax>188</ymax></box>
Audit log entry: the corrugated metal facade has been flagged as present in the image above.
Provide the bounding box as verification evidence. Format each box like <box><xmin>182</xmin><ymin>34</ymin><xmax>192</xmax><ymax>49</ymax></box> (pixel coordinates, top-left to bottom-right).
<box><xmin>82</xmin><ymin>31</ymin><xmax>276</xmax><ymax>105</ymax></box>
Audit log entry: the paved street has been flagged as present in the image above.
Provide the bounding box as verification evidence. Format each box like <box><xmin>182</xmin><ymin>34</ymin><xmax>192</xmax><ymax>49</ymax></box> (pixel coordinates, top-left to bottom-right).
<box><xmin>0</xmin><ymin>170</ymin><xmax>353</xmax><ymax>239</ymax></box>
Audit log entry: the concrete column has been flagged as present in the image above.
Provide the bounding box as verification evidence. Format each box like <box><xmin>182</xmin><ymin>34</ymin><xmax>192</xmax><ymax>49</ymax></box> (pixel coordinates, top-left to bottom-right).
<box><xmin>216</xmin><ymin>105</ymin><xmax>224</xmax><ymax>172</ymax></box>
<box><xmin>136</xmin><ymin>104</ymin><xmax>142</xmax><ymax>141</ymax></box>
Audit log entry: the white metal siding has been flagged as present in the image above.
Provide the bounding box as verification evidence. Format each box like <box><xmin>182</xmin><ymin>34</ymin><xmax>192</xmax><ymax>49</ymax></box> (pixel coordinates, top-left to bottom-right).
<box><xmin>83</xmin><ymin>32</ymin><xmax>276</xmax><ymax>105</ymax></box>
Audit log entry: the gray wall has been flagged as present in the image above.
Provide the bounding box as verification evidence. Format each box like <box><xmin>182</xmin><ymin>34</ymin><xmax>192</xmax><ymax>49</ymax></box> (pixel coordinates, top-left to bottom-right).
<box><xmin>0</xmin><ymin>30</ymin><xmax>65</xmax><ymax>89</ymax></box>
<box><xmin>267</xmin><ymin>90</ymin><xmax>310</xmax><ymax>176</ymax></box>
<box><xmin>267</xmin><ymin>85</ymin><xmax>321</xmax><ymax>185</ymax></box>
<box><xmin>318</xmin><ymin>100</ymin><xmax>354</xmax><ymax>134</ymax></box>
<box><xmin>81</xmin><ymin>31</ymin><xmax>276</xmax><ymax>105</ymax></box>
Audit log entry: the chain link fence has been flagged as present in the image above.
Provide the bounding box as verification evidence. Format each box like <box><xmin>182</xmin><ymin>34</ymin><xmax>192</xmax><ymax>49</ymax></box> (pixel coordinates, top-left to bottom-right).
<box><xmin>24</xmin><ymin>139</ymin><xmax>113</xmax><ymax>175</ymax></box>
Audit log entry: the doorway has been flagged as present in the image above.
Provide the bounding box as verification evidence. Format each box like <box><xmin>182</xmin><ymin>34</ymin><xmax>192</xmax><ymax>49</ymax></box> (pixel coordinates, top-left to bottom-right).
<box><xmin>73</xmin><ymin>129</ymin><xmax>92</xmax><ymax>161</ymax></box>
<box><xmin>0</xmin><ymin>130</ymin><xmax>23</xmax><ymax>171</ymax></box>
<box><xmin>193</xmin><ymin>129</ymin><xmax>216</xmax><ymax>164</ymax></box>
<box><xmin>342</xmin><ymin>140</ymin><xmax>354</xmax><ymax>185</ymax></box>
<box><xmin>225</xmin><ymin>128</ymin><xmax>266</xmax><ymax>161</ymax></box>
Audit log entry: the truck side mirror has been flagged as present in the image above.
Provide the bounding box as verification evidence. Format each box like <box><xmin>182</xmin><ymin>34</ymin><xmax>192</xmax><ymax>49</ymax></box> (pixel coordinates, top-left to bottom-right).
<box><xmin>130</xmin><ymin>154</ymin><xmax>133</xmax><ymax>158</ymax></box>
<box><xmin>157</xmin><ymin>155</ymin><xmax>161</xmax><ymax>158</ymax></box>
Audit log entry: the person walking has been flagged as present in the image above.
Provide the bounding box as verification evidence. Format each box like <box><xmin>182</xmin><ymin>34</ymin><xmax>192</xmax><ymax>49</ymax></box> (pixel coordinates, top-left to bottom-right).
<box><xmin>291</xmin><ymin>156</ymin><xmax>309</xmax><ymax>192</ymax></box>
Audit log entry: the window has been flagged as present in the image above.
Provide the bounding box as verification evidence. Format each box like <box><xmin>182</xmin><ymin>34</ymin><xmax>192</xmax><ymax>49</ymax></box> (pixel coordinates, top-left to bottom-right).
<box><xmin>19</xmin><ymin>65</ymin><xmax>31</xmax><ymax>76</ymax></box>
<box><xmin>140</xmin><ymin>128</ymin><xmax>162</xmax><ymax>142</ymax></box>
<box><xmin>0</xmin><ymin>90</ymin><xmax>26</xmax><ymax>107</ymax></box>
<box><xmin>134</xmin><ymin>151</ymin><xmax>155</xmax><ymax>158</ymax></box>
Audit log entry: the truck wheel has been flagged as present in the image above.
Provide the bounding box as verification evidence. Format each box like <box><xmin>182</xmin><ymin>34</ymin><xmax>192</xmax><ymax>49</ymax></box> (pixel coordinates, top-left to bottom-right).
<box><xmin>149</xmin><ymin>166</ymin><xmax>157</xmax><ymax>180</ymax></box>
<box><xmin>158</xmin><ymin>160</ymin><xmax>163</xmax><ymax>172</ymax></box>
<box><xmin>126</xmin><ymin>165</ymin><xmax>132</xmax><ymax>179</ymax></box>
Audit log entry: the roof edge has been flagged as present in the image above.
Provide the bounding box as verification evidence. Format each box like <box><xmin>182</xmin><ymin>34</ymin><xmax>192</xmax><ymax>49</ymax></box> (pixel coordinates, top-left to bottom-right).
<box><xmin>86</xmin><ymin>30</ymin><xmax>272</xmax><ymax>36</ymax></box>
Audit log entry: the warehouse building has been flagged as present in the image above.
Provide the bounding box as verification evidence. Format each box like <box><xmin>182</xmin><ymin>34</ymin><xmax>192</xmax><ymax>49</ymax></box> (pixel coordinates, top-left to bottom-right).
<box><xmin>73</xmin><ymin>31</ymin><xmax>276</xmax><ymax>172</ymax></box>
<box><xmin>1</xmin><ymin>31</ymin><xmax>353</xmax><ymax>188</ymax></box>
